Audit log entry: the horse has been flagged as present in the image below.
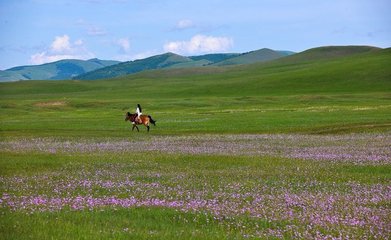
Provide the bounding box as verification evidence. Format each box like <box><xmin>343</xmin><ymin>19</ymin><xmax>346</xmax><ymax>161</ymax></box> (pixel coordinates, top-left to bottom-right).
<box><xmin>125</xmin><ymin>112</ymin><xmax>156</xmax><ymax>132</ymax></box>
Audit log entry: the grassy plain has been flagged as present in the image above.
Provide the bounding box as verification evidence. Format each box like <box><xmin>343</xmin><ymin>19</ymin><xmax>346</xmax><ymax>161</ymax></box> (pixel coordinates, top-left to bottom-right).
<box><xmin>1</xmin><ymin>47</ymin><xmax>390</xmax><ymax>239</ymax></box>
<box><xmin>1</xmin><ymin>47</ymin><xmax>390</xmax><ymax>137</ymax></box>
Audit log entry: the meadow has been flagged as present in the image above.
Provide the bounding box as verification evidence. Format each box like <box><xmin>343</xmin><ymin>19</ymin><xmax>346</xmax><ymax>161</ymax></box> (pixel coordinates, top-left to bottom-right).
<box><xmin>1</xmin><ymin>47</ymin><xmax>390</xmax><ymax>239</ymax></box>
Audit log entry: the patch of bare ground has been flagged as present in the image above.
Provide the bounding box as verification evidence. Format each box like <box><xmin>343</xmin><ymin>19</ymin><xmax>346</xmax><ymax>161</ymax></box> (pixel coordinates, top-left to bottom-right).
<box><xmin>34</xmin><ymin>101</ymin><xmax>67</xmax><ymax>107</ymax></box>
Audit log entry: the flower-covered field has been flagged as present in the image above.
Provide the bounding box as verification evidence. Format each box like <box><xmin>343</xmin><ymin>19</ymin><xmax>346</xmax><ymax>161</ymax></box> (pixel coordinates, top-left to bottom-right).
<box><xmin>2</xmin><ymin>133</ymin><xmax>390</xmax><ymax>164</ymax></box>
<box><xmin>1</xmin><ymin>133</ymin><xmax>390</xmax><ymax>239</ymax></box>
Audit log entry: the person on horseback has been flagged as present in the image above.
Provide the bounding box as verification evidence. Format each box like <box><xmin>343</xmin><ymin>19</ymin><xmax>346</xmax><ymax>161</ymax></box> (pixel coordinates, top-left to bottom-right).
<box><xmin>125</xmin><ymin>104</ymin><xmax>156</xmax><ymax>132</ymax></box>
<box><xmin>135</xmin><ymin>104</ymin><xmax>142</xmax><ymax>124</ymax></box>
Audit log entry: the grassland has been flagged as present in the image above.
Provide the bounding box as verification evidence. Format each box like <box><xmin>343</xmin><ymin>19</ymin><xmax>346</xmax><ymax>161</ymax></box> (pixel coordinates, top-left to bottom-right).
<box><xmin>1</xmin><ymin>47</ymin><xmax>390</xmax><ymax>137</ymax></box>
<box><xmin>1</xmin><ymin>47</ymin><xmax>390</xmax><ymax>239</ymax></box>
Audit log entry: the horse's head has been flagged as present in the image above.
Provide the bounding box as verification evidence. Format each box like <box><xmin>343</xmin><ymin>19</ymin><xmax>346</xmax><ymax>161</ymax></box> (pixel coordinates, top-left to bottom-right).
<box><xmin>125</xmin><ymin>112</ymin><xmax>132</xmax><ymax>122</ymax></box>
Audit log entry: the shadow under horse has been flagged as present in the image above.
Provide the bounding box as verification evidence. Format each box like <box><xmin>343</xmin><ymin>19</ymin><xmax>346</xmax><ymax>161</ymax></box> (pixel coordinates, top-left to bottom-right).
<box><xmin>125</xmin><ymin>112</ymin><xmax>156</xmax><ymax>132</ymax></box>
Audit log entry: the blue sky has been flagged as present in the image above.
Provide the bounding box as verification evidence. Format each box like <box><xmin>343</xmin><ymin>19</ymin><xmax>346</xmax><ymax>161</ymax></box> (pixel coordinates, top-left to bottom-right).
<box><xmin>0</xmin><ymin>0</ymin><xmax>390</xmax><ymax>69</ymax></box>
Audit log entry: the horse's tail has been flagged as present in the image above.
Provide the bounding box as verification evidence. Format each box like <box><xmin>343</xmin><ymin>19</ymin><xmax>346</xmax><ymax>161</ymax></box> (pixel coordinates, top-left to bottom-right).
<box><xmin>148</xmin><ymin>115</ymin><xmax>156</xmax><ymax>126</ymax></box>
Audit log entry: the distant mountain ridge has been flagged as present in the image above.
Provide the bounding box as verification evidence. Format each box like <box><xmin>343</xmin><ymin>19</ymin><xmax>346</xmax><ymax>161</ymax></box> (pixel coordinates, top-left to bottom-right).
<box><xmin>0</xmin><ymin>58</ymin><xmax>120</xmax><ymax>82</ymax></box>
<box><xmin>0</xmin><ymin>46</ymin><xmax>382</xmax><ymax>82</ymax></box>
<box><xmin>212</xmin><ymin>48</ymin><xmax>293</xmax><ymax>66</ymax></box>
<box><xmin>75</xmin><ymin>53</ymin><xmax>192</xmax><ymax>80</ymax></box>
<box><xmin>76</xmin><ymin>48</ymin><xmax>294</xmax><ymax>80</ymax></box>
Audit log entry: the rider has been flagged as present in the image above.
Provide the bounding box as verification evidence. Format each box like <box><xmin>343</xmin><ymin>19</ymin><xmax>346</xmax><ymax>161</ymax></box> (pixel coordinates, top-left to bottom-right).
<box><xmin>136</xmin><ymin>104</ymin><xmax>142</xmax><ymax>124</ymax></box>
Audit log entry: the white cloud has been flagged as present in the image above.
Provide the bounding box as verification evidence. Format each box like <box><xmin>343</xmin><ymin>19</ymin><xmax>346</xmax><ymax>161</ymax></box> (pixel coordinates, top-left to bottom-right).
<box><xmin>112</xmin><ymin>38</ymin><xmax>160</xmax><ymax>62</ymax></box>
<box><xmin>164</xmin><ymin>34</ymin><xmax>233</xmax><ymax>55</ymax></box>
<box><xmin>30</xmin><ymin>35</ymin><xmax>94</xmax><ymax>65</ymax></box>
<box><xmin>116</xmin><ymin>38</ymin><xmax>130</xmax><ymax>53</ymax></box>
<box><xmin>108</xmin><ymin>38</ymin><xmax>132</xmax><ymax>61</ymax></box>
<box><xmin>50</xmin><ymin>35</ymin><xmax>71</xmax><ymax>53</ymax></box>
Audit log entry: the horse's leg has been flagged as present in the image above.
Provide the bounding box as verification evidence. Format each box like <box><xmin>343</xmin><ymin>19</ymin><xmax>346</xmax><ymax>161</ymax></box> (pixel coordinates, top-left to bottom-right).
<box><xmin>135</xmin><ymin>125</ymin><xmax>139</xmax><ymax>132</ymax></box>
<box><xmin>144</xmin><ymin>122</ymin><xmax>150</xmax><ymax>132</ymax></box>
<box><xmin>132</xmin><ymin>124</ymin><xmax>135</xmax><ymax>131</ymax></box>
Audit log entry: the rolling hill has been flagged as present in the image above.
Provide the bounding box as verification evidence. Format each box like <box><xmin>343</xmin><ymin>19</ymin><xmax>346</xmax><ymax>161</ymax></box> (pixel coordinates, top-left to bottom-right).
<box><xmin>0</xmin><ymin>45</ymin><xmax>383</xmax><ymax>83</ymax></box>
<box><xmin>75</xmin><ymin>53</ymin><xmax>195</xmax><ymax>80</ymax></box>
<box><xmin>2</xmin><ymin>45</ymin><xmax>388</xmax><ymax>97</ymax></box>
<box><xmin>74</xmin><ymin>46</ymin><xmax>380</xmax><ymax>81</ymax></box>
<box><xmin>189</xmin><ymin>53</ymin><xmax>240</xmax><ymax>63</ymax></box>
<box><xmin>1</xmin><ymin>48</ymin><xmax>294</xmax><ymax>82</ymax></box>
<box><xmin>115</xmin><ymin>46</ymin><xmax>390</xmax><ymax>98</ymax></box>
<box><xmin>75</xmin><ymin>48</ymin><xmax>293</xmax><ymax>80</ymax></box>
<box><xmin>0</xmin><ymin>58</ymin><xmax>120</xmax><ymax>82</ymax></box>
<box><xmin>276</xmin><ymin>45</ymin><xmax>381</xmax><ymax>64</ymax></box>
<box><xmin>212</xmin><ymin>48</ymin><xmax>292</xmax><ymax>66</ymax></box>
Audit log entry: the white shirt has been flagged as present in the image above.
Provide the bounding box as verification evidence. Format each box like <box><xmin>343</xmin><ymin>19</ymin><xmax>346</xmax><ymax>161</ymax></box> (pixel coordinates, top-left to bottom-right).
<box><xmin>136</xmin><ymin>107</ymin><xmax>142</xmax><ymax>116</ymax></box>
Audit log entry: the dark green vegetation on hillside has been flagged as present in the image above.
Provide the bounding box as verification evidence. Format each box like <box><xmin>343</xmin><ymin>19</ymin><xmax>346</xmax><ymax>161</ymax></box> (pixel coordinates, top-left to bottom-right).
<box><xmin>75</xmin><ymin>52</ymin><xmax>196</xmax><ymax>80</ymax></box>
<box><xmin>1</xmin><ymin>48</ymin><xmax>292</xmax><ymax>82</ymax></box>
<box><xmin>75</xmin><ymin>48</ymin><xmax>292</xmax><ymax>80</ymax></box>
<box><xmin>212</xmin><ymin>48</ymin><xmax>291</xmax><ymax>66</ymax></box>
<box><xmin>0</xmin><ymin>58</ymin><xmax>120</xmax><ymax>82</ymax></box>
<box><xmin>0</xmin><ymin>46</ymin><xmax>390</xmax><ymax>137</ymax></box>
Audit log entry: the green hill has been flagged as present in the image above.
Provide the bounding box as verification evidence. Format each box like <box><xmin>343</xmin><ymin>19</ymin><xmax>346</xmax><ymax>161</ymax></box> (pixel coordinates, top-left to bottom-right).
<box><xmin>168</xmin><ymin>53</ymin><xmax>243</xmax><ymax>68</ymax></box>
<box><xmin>189</xmin><ymin>53</ymin><xmax>240</xmax><ymax>64</ymax></box>
<box><xmin>276</xmin><ymin>45</ymin><xmax>380</xmax><ymax>64</ymax></box>
<box><xmin>0</xmin><ymin>59</ymin><xmax>120</xmax><ymax>82</ymax></box>
<box><xmin>212</xmin><ymin>48</ymin><xmax>289</xmax><ymax>66</ymax></box>
<box><xmin>113</xmin><ymin>46</ymin><xmax>390</xmax><ymax>98</ymax></box>
<box><xmin>75</xmin><ymin>52</ymin><xmax>241</xmax><ymax>80</ymax></box>
<box><xmin>75</xmin><ymin>49</ymin><xmax>292</xmax><ymax>80</ymax></box>
<box><xmin>76</xmin><ymin>52</ymin><xmax>194</xmax><ymax>80</ymax></box>
<box><xmin>1</xmin><ymin>48</ymin><xmax>295</xmax><ymax>82</ymax></box>
<box><xmin>0</xmin><ymin>70</ymin><xmax>26</xmax><ymax>82</ymax></box>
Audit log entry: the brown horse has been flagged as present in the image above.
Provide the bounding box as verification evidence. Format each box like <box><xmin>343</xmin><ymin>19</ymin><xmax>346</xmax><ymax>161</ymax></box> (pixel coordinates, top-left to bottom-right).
<box><xmin>125</xmin><ymin>112</ymin><xmax>156</xmax><ymax>132</ymax></box>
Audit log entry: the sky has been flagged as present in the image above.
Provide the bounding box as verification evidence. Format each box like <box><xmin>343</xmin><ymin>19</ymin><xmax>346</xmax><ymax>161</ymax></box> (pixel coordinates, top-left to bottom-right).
<box><xmin>0</xmin><ymin>0</ymin><xmax>390</xmax><ymax>70</ymax></box>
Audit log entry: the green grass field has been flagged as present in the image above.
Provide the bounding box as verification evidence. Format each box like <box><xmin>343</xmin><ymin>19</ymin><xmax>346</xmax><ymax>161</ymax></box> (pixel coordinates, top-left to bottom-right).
<box><xmin>1</xmin><ymin>47</ymin><xmax>390</xmax><ymax>137</ymax></box>
<box><xmin>1</xmin><ymin>47</ymin><xmax>390</xmax><ymax>239</ymax></box>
